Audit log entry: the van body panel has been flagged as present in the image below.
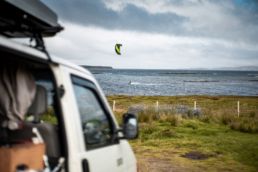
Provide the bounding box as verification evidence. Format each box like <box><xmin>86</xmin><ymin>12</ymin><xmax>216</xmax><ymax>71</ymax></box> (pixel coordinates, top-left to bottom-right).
<box><xmin>0</xmin><ymin>36</ymin><xmax>92</xmax><ymax>76</ymax></box>
<box><xmin>0</xmin><ymin>35</ymin><xmax>137</xmax><ymax>172</ymax></box>
<box><xmin>0</xmin><ymin>36</ymin><xmax>48</xmax><ymax>61</ymax></box>
<box><xmin>57</xmin><ymin>65</ymin><xmax>137</xmax><ymax>172</ymax></box>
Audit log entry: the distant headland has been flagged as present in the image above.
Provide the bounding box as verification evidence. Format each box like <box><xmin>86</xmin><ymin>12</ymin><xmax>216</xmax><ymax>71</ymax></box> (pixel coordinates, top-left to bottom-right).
<box><xmin>82</xmin><ymin>65</ymin><xmax>113</xmax><ymax>70</ymax></box>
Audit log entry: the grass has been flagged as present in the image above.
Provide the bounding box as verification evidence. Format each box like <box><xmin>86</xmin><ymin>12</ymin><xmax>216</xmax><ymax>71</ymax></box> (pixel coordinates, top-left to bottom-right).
<box><xmin>108</xmin><ymin>95</ymin><xmax>258</xmax><ymax>133</ymax></box>
<box><xmin>136</xmin><ymin>120</ymin><xmax>258</xmax><ymax>169</ymax></box>
<box><xmin>41</xmin><ymin>108</ymin><xmax>58</xmax><ymax>124</ymax></box>
<box><xmin>108</xmin><ymin>95</ymin><xmax>258</xmax><ymax>172</ymax></box>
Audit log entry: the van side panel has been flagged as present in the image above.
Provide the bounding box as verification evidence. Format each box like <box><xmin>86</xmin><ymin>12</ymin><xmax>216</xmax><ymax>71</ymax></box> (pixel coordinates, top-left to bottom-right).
<box><xmin>51</xmin><ymin>64</ymin><xmax>136</xmax><ymax>172</ymax></box>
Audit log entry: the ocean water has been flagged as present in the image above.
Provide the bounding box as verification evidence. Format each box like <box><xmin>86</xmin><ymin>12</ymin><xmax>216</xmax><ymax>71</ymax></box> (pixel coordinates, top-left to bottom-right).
<box><xmin>90</xmin><ymin>69</ymin><xmax>258</xmax><ymax>96</ymax></box>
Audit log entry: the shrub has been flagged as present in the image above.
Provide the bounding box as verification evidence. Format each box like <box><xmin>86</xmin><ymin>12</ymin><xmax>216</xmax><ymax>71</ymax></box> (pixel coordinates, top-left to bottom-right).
<box><xmin>41</xmin><ymin>108</ymin><xmax>57</xmax><ymax>124</ymax></box>
<box><xmin>199</xmin><ymin>115</ymin><xmax>211</xmax><ymax>123</ymax></box>
<box><xmin>183</xmin><ymin>121</ymin><xmax>198</xmax><ymax>130</ymax></box>
<box><xmin>158</xmin><ymin>129</ymin><xmax>176</xmax><ymax>138</ymax></box>
<box><xmin>138</xmin><ymin>113</ymin><xmax>151</xmax><ymax>123</ymax></box>
<box><xmin>166</xmin><ymin>115</ymin><xmax>181</xmax><ymax>126</ymax></box>
<box><xmin>230</xmin><ymin>119</ymin><xmax>258</xmax><ymax>133</ymax></box>
<box><xmin>249</xmin><ymin>111</ymin><xmax>256</xmax><ymax>118</ymax></box>
<box><xmin>141</xmin><ymin>124</ymin><xmax>156</xmax><ymax>135</ymax></box>
<box><xmin>140</xmin><ymin>124</ymin><xmax>156</xmax><ymax>140</ymax></box>
<box><xmin>220</xmin><ymin>113</ymin><xmax>236</xmax><ymax>125</ymax></box>
<box><xmin>138</xmin><ymin>106</ymin><xmax>161</xmax><ymax>123</ymax></box>
<box><xmin>158</xmin><ymin>113</ymin><xmax>181</xmax><ymax>126</ymax></box>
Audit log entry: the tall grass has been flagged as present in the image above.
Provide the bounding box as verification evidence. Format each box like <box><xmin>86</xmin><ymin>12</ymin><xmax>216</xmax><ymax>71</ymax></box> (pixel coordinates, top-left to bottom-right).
<box><xmin>134</xmin><ymin>104</ymin><xmax>258</xmax><ymax>133</ymax></box>
<box><xmin>202</xmin><ymin>110</ymin><xmax>258</xmax><ymax>133</ymax></box>
<box><xmin>137</xmin><ymin>105</ymin><xmax>183</xmax><ymax>126</ymax></box>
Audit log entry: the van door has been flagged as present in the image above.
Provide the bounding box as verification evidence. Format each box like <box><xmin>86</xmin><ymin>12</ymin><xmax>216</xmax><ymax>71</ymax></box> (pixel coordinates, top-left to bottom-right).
<box><xmin>70</xmin><ymin>75</ymin><xmax>125</xmax><ymax>172</ymax></box>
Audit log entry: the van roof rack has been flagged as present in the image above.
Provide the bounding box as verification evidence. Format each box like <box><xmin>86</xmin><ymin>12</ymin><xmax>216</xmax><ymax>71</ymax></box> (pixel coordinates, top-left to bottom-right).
<box><xmin>0</xmin><ymin>0</ymin><xmax>64</xmax><ymax>62</ymax></box>
<box><xmin>0</xmin><ymin>0</ymin><xmax>63</xmax><ymax>38</ymax></box>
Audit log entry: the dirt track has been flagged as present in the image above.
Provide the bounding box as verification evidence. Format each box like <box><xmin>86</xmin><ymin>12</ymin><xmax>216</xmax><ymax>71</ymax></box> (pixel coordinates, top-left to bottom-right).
<box><xmin>137</xmin><ymin>156</ymin><xmax>201</xmax><ymax>172</ymax></box>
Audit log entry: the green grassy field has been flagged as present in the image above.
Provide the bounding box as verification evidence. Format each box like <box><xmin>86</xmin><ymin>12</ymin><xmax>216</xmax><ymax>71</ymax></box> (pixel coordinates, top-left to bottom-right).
<box><xmin>107</xmin><ymin>95</ymin><xmax>258</xmax><ymax>172</ymax></box>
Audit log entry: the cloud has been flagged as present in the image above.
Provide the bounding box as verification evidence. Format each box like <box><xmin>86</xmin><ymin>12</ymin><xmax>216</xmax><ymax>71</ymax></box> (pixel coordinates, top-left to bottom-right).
<box><xmin>43</xmin><ymin>0</ymin><xmax>258</xmax><ymax>45</ymax></box>
<box><xmin>43</xmin><ymin>0</ymin><xmax>187</xmax><ymax>36</ymax></box>
<box><xmin>41</xmin><ymin>0</ymin><xmax>258</xmax><ymax>69</ymax></box>
<box><xmin>45</xmin><ymin>23</ymin><xmax>258</xmax><ymax>69</ymax></box>
<box><xmin>103</xmin><ymin>0</ymin><xmax>258</xmax><ymax>43</ymax></box>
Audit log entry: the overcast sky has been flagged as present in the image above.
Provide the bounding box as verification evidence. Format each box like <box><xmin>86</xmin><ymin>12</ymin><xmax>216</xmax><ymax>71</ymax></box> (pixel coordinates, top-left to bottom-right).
<box><xmin>43</xmin><ymin>0</ymin><xmax>258</xmax><ymax>69</ymax></box>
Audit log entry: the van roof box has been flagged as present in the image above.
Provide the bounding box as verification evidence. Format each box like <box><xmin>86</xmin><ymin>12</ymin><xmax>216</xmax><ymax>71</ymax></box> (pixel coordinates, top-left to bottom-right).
<box><xmin>0</xmin><ymin>0</ymin><xmax>63</xmax><ymax>38</ymax></box>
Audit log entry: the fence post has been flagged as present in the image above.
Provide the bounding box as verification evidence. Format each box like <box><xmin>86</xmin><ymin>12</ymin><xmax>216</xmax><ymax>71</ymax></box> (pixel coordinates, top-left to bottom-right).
<box><xmin>113</xmin><ymin>100</ymin><xmax>116</xmax><ymax>111</ymax></box>
<box><xmin>237</xmin><ymin>101</ymin><xmax>240</xmax><ymax>117</ymax></box>
<box><xmin>194</xmin><ymin>101</ymin><xmax>197</xmax><ymax>110</ymax></box>
<box><xmin>156</xmin><ymin>101</ymin><xmax>159</xmax><ymax>112</ymax></box>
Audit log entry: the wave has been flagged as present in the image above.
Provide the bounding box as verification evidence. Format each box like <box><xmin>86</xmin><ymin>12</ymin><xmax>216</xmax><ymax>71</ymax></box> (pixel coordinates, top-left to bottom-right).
<box><xmin>130</xmin><ymin>82</ymin><xmax>141</xmax><ymax>85</ymax></box>
<box><xmin>247</xmin><ymin>74</ymin><xmax>258</xmax><ymax>77</ymax></box>
<box><xmin>159</xmin><ymin>72</ymin><xmax>199</xmax><ymax>75</ymax></box>
<box><xmin>129</xmin><ymin>82</ymin><xmax>162</xmax><ymax>86</ymax></box>
<box><xmin>183</xmin><ymin>80</ymin><xmax>220</xmax><ymax>83</ymax></box>
<box><xmin>92</xmin><ymin>72</ymin><xmax>113</xmax><ymax>75</ymax></box>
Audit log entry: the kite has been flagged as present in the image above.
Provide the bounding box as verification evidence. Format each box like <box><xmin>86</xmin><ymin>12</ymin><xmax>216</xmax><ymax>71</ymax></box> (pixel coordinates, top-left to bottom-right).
<box><xmin>115</xmin><ymin>44</ymin><xmax>122</xmax><ymax>55</ymax></box>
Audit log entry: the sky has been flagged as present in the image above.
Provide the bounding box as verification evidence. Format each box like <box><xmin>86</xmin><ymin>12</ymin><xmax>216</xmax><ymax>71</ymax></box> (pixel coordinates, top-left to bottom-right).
<box><xmin>43</xmin><ymin>0</ymin><xmax>258</xmax><ymax>69</ymax></box>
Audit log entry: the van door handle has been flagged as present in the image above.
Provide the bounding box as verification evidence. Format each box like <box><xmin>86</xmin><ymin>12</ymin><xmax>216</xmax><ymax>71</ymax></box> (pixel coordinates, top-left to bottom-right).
<box><xmin>82</xmin><ymin>159</ymin><xmax>90</xmax><ymax>172</ymax></box>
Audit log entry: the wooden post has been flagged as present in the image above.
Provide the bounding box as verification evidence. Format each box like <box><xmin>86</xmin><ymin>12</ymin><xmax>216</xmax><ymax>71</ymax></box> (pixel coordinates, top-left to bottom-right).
<box><xmin>156</xmin><ymin>101</ymin><xmax>159</xmax><ymax>112</ymax></box>
<box><xmin>237</xmin><ymin>101</ymin><xmax>240</xmax><ymax>117</ymax></box>
<box><xmin>194</xmin><ymin>101</ymin><xmax>197</xmax><ymax>110</ymax></box>
<box><xmin>113</xmin><ymin>100</ymin><xmax>116</xmax><ymax>111</ymax></box>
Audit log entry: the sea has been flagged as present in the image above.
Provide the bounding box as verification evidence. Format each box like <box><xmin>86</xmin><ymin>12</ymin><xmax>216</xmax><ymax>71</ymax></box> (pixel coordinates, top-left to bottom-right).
<box><xmin>89</xmin><ymin>69</ymin><xmax>258</xmax><ymax>96</ymax></box>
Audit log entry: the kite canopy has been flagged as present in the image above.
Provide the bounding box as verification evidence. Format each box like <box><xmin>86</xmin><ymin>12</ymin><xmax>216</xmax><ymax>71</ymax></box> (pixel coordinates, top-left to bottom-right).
<box><xmin>115</xmin><ymin>44</ymin><xmax>122</xmax><ymax>55</ymax></box>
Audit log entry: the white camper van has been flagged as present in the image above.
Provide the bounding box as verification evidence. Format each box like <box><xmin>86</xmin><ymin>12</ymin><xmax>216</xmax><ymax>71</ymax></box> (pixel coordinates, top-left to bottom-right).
<box><xmin>0</xmin><ymin>1</ymin><xmax>138</xmax><ymax>172</ymax></box>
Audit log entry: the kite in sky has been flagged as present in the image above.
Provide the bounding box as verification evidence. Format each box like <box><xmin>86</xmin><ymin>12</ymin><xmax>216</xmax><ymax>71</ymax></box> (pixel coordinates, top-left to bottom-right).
<box><xmin>115</xmin><ymin>44</ymin><xmax>122</xmax><ymax>55</ymax></box>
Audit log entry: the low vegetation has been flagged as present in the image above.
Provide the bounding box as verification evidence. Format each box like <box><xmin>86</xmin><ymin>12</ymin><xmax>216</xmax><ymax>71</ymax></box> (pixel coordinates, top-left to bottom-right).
<box><xmin>108</xmin><ymin>95</ymin><xmax>258</xmax><ymax>172</ymax></box>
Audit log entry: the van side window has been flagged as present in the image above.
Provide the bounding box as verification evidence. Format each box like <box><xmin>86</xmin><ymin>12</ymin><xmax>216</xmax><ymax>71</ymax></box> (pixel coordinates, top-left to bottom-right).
<box><xmin>72</xmin><ymin>76</ymin><xmax>113</xmax><ymax>150</ymax></box>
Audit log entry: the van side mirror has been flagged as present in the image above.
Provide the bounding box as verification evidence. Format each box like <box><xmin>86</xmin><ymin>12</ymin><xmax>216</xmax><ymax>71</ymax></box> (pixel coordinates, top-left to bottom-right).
<box><xmin>122</xmin><ymin>113</ymin><xmax>138</xmax><ymax>140</ymax></box>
